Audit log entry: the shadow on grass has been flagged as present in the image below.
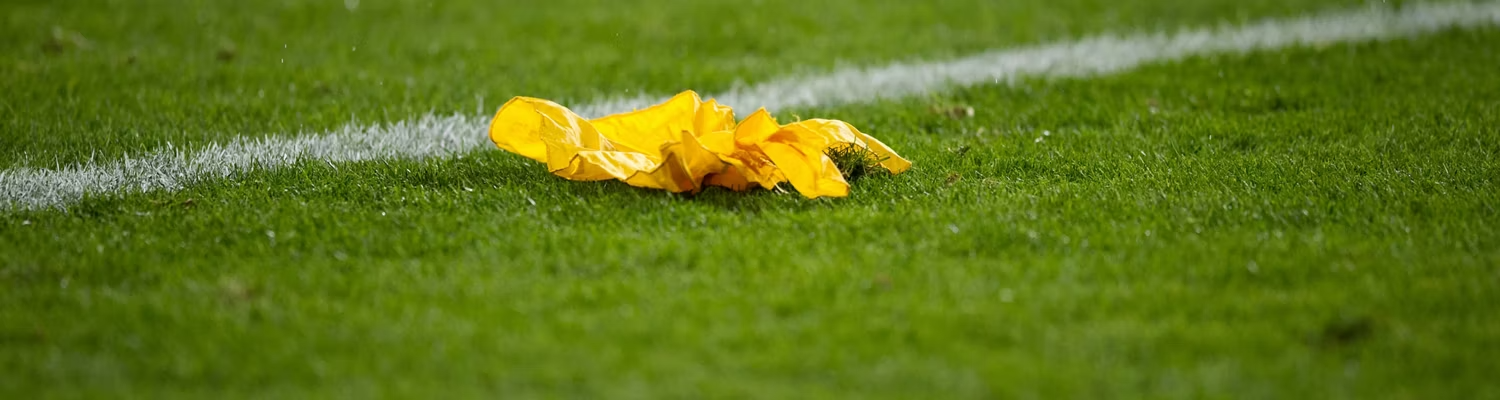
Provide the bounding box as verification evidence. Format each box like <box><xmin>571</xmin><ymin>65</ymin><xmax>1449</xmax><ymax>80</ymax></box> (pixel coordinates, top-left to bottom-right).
<box><xmin>386</xmin><ymin>151</ymin><xmax>850</xmax><ymax>215</ymax></box>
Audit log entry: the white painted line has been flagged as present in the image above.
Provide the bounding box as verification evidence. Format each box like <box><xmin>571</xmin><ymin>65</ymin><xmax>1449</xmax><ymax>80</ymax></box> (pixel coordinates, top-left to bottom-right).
<box><xmin>4</xmin><ymin>1</ymin><xmax>1498</xmax><ymax>210</ymax></box>
<box><xmin>712</xmin><ymin>1</ymin><xmax>1500</xmax><ymax>113</ymax></box>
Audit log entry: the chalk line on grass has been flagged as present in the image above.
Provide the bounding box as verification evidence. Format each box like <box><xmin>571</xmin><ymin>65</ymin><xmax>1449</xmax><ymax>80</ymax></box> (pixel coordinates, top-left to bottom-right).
<box><xmin>4</xmin><ymin>1</ymin><xmax>1499</xmax><ymax>210</ymax></box>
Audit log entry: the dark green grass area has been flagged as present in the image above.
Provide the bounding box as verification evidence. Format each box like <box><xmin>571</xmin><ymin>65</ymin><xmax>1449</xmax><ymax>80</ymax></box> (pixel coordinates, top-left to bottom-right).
<box><xmin>0</xmin><ymin>0</ymin><xmax>1386</xmax><ymax>170</ymax></box>
<box><xmin>4</xmin><ymin>24</ymin><xmax>1499</xmax><ymax>397</ymax></box>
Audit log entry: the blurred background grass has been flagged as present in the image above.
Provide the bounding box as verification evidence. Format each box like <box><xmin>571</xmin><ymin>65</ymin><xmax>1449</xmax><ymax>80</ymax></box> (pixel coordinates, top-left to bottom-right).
<box><xmin>1</xmin><ymin>0</ymin><xmax>1374</xmax><ymax>169</ymax></box>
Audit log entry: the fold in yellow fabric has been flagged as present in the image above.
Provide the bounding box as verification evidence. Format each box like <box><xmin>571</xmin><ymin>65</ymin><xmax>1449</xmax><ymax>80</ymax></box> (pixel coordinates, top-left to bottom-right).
<box><xmin>488</xmin><ymin>90</ymin><xmax>910</xmax><ymax>198</ymax></box>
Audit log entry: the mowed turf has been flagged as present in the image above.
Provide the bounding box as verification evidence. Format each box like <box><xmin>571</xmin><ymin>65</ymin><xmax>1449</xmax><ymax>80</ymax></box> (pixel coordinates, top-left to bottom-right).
<box><xmin>4</xmin><ymin>2</ymin><xmax>1500</xmax><ymax>400</ymax></box>
<box><xmin>2</xmin><ymin>0</ymin><xmax>1380</xmax><ymax>170</ymax></box>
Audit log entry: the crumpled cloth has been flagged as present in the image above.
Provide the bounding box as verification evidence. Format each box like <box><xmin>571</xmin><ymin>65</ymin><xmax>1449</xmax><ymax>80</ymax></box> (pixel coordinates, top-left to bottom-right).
<box><xmin>488</xmin><ymin>90</ymin><xmax>910</xmax><ymax>198</ymax></box>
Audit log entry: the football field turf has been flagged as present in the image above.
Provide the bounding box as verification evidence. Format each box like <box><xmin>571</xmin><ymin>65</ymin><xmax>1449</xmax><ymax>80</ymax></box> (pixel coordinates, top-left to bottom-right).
<box><xmin>3</xmin><ymin>0</ymin><xmax>1499</xmax><ymax>397</ymax></box>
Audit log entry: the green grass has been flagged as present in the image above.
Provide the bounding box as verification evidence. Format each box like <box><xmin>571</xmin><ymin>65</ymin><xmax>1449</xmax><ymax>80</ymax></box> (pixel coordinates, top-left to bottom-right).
<box><xmin>1</xmin><ymin>0</ymin><xmax>1383</xmax><ymax>169</ymax></box>
<box><xmin>4</xmin><ymin>1</ymin><xmax>1500</xmax><ymax>398</ymax></box>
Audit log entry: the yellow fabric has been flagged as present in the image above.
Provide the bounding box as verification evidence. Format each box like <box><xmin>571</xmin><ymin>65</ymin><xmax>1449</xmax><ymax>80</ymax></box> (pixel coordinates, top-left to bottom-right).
<box><xmin>488</xmin><ymin>90</ymin><xmax>911</xmax><ymax>198</ymax></box>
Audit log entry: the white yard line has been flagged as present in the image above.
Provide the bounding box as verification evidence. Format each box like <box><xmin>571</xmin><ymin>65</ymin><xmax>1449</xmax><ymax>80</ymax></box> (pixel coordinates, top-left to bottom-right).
<box><xmin>4</xmin><ymin>1</ymin><xmax>1499</xmax><ymax>210</ymax></box>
